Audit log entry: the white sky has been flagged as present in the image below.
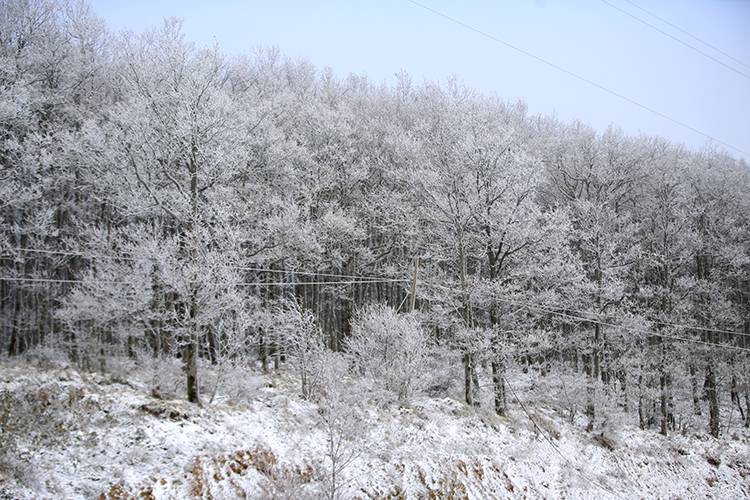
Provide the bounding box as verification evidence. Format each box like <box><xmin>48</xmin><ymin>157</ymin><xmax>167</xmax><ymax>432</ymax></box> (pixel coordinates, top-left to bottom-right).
<box><xmin>90</xmin><ymin>0</ymin><xmax>750</xmax><ymax>160</ymax></box>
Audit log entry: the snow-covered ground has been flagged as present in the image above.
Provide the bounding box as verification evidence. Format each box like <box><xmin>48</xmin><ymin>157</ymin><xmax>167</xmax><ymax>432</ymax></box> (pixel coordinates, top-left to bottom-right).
<box><xmin>0</xmin><ymin>356</ymin><xmax>748</xmax><ymax>499</ymax></box>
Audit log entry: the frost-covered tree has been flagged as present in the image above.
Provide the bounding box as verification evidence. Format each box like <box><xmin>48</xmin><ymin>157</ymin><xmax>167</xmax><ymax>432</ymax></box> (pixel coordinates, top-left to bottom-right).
<box><xmin>315</xmin><ymin>351</ymin><xmax>362</xmax><ymax>500</ymax></box>
<box><xmin>274</xmin><ymin>298</ymin><xmax>326</xmax><ymax>400</ymax></box>
<box><xmin>2</xmin><ymin>0</ymin><xmax>750</xmax><ymax>442</ymax></box>
<box><xmin>62</xmin><ymin>19</ymin><xmax>260</xmax><ymax>403</ymax></box>
<box><xmin>347</xmin><ymin>305</ymin><xmax>428</xmax><ymax>402</ymax></box>
<box><xmin>541</xmin><ymin>125</ymin><xmax>652</xmax><ymax>430</ymax></box>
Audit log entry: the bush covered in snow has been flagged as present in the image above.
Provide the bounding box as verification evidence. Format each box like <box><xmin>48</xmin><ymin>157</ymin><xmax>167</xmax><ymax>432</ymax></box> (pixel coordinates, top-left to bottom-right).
<box><xmin>274</xmin><ymin>299</ymin><xmax>328</xmax><ymax>401</ymax></box>
<box><xmin>315</xmin><ymin>351</ymin><xmax>365</xmax><ymax>499</ymax></box>
<box><xmin>347</xmin><ymin>305</ymin><xmax>429</xmax><ymax>402</ymax></box>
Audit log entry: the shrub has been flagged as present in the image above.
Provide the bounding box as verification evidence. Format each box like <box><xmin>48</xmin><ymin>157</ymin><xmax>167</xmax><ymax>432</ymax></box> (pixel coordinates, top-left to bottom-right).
<box><xmin>274</xmin><ymin>299</ymin><xmax>327</xmax><ymax>401</ymax></box>
<box><xmin>347</xmin><ymin>305</ymin><xmax>429</xmax><ymax>402</ymax></box>
<box><xmin>315</xmin><ymin>351</ymin><xmax>362</xmax><ymax>500</ymax></box>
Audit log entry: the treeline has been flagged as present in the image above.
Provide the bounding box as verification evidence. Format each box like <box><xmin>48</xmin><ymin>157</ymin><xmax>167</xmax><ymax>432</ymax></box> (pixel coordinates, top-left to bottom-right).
<box><xmin>1</xmin><ymin>0</ymin><xmax>749</xmax><ymax>437</ymax></box>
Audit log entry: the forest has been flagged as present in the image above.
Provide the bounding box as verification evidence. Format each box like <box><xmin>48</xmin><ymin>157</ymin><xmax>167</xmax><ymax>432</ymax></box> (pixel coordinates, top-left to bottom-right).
<box><xmin>1</xmin><ymin>1</ymin><xmax>749</xmax><ymax>497</ymax></box>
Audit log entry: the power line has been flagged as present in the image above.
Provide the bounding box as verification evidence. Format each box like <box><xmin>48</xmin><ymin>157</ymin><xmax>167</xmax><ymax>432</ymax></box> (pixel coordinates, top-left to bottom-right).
<box><xmin>633</xmin><ymin>313</ymin><xmax>750</xmax><ymax>338</ymax></box>
<box><xmin>423</xmin><ymin>281</ymin><xmax>750</xmax><ymax>351</ymax></box>
<box><xmin>6</xmin><ymin>246</ymin><xmax>745</xmax><ymax>338</ymax></box>
<box><xmin>1</xmin><ymin>247</ymin><xmax>407</xmax><ymax>282</ymax></box>
<box><xmin>230</xmin><ymin>266</ymin><xmax>404</xmax><ymax>282</ymax></box>
<box><xmin>3</xmin><ymin>248</ymin><xmax>747</xmax><ymax>345</ymax></box>
<box><xmin>3</xmin><ymin>278</ymin><xmax>748</xmax><ymax>351</ymax></box>
<box><xmin>501</xmin><ymin>374</ymin><xmax>627</xmax><ymax>499</ymax></box>
<box><xmin>236</xmin><ymin>279</ymin><xmax>405</xmax><ymax>286</ymax></box>
<box><xmin>6</xmin><ymin>279</ymin><xmax>745</xmax><ymax>350</ymax></box>
<box><xmin>403</xmin><ymin>0</ymin><xmax>750</xmax><ymax>158</ymax></box>
<box><xmin>1</xmin><ymin>248</ymin><xmax>118</xmax><ymax>260</ymax></box>
<box><xmin>0</xmin><ymin>276</ymin><xmax>404</xmax><ymax>287</ymax></box>
<box><xmin>7</xmin><ymin>248</ymin><xmax>747</xmax><ymax>302</ymax></box>
<box><xmin>617</xmin><ymin>0</ymin><xmax>750</xmax><ymax>72</ymax></box>
<box><xmin>598</xmin><ymin>0</ymin><xmax>750</xmax><ymax>81</ymax></box>
<box><xmin>11</xmin><ymin>246</ymin><xmax>747</xmax><ymax>303</ymax></box>
<box><xmin>0</xmin><ymin>276</ymin><xmax>133</xmax><ymax>285</ymax></box>
<box><xmin>492</xmin><ymin>296</ymin><xmax>750</xmax><ymax>352</ymax></box>
<box><xmin>504</xmin><ymin>294</ymin><xmax>750</xmax><ymax>339</ymax></box>
<box><xmin>494</xmin><ymin>293</ymin><xmax>750</xmax><ymax>347</ymax></box>
<box><xmin>424</xmin><ymin>280</ymin><xmax>750</xmax><ymax>340</ymax></box>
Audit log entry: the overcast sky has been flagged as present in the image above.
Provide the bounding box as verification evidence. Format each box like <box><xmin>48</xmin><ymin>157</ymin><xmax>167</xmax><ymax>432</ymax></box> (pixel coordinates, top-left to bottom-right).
<box><xmin>90</xmin><ymin>0</ymin><xmax>750</xmax><ymax>160</ymax></box>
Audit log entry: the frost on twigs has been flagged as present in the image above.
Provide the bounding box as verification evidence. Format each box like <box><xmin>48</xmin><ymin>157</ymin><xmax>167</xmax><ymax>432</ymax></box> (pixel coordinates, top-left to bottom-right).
<box><xmin>347</xmin><ymin>305</ymin><xmax>429</xmax><ymax>403</ymax></box>
<box><xmin>315</xmin><ymin>351</ymin><xmax>366</xmax><ymax>499</ymax></box>
<box><xmin>273</xmin><ymin>298</ymin><xmax>327</xmax><ymax>401</ymax></box>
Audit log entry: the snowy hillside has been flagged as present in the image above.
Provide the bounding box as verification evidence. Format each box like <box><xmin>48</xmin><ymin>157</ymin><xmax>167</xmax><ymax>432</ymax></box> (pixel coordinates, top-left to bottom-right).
<box><xmin>1</xmin><ymin>356</ymin><xmax>747</xmax><ymax>500</ymax></box>
<box><xmin>2</xmin><ymin>2</ymin><xmax>750</xmax><ymax>499</ymax></box>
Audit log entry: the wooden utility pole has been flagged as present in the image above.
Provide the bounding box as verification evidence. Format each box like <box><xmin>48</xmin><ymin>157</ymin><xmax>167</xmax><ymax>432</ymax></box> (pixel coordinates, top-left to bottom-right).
<box><xmin>409</xmin><ymin>256</ymin><xmax>419</xmax><ymax>312</ymax></box>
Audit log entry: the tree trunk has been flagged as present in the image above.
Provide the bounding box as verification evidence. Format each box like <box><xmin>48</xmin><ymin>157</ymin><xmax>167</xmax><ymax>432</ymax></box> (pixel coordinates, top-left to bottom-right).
<box><xmin>207</xmin><ymin>325</ymin><xmax>218</xmax><ymax>365</ymax></box>
<box><xmin>730</xmin><ymin>375</ymin><xmax>745</xmax><ymax>425</ymax></box>
<box><xmin>185</xmin><ymin>339</ymin><xmax>199</xmax><ymax>404</ymax></box>
<box><xmin>659</xmin><ymin>341</ymin><xmax>669</xmax><ymax>436</ymax></box>
<box><xmin>585</xmin><ymin>351</ymin><xmax>595</xmax><ymax>432</ymax></box>
<box><xmin>463</xmin><ymin>353</ymin><xmax>474</xmax><ymax>407</ymax></box>
<box><xmin>486</xmin><ymin>239</ymin><xmax>506</xmax><ymax>416</ymax></box>
<box><xmin>470</xmin><ymin>356</ymin><xmax>480</xmax><ymax>406</ymax></box>
<box><xmin>690</xmin><ymin>363</ymin><xmax>702</xmax><ymax>415</ymax></box>
<box><xmin>593</xmin><ymin>323</ymin><xmax>601</xmax><ymax>381</ymax></box>
<box><xmin>185</xmin><ymin>138</ymin><xmax>201</xmax><ymax>405</ymax></box>
<box><xmin>8</xmin><ymin>286</ymin><xmax>21</xmax><ymax>356</ymax></box>
<box><xmin>659</xmin><ymin>371</ymin><xmax>668</xmax><ymax>436</ymax></box>
<box><xmin>638</xmin><ymin>374</ymin><xmax>646</xmax><ymax>430</ymax></box>
<box><xmin>492</xmin><ymin>360</ymin><xmax>506</xmax><ymax>416</ymax></box>
<box><xmin>458</xmin><ymin>232</ymin><xmax>477</xmax><ymax>407</ymax></box>
<box><xmin>583</xmin><ymin>321</ymin><xmax>596</xmax><ymax>433</ymax></box>
<box><xmin>706</xmin><ymin>363</ymin><xmax>719</xmax><ymax>438</ymax></box>
<box><xmin>260</xmin><ymin>332</ymin><xmax>269</xmax><ymax>373</ymax></box>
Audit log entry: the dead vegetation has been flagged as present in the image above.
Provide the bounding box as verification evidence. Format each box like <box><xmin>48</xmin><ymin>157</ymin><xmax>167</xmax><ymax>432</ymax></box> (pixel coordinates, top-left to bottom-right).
<box><xmin>137</xmin><ymin>402</ymin><xmax>190</xmax><ymax>421</ymax></box>
<box><xmin>3</xmin><ymin>360</ymin><xmax>749</xmax><ymax>499</ymax></box>
<box><xmin>593</xmin><ymin>432</ymin><xmax>617</xmax><ymax>451</ymax></box>
<box><xmin>189</xmin><ymin>447</ymin><xmax>319</xmax><ymax>499</ymax></box>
